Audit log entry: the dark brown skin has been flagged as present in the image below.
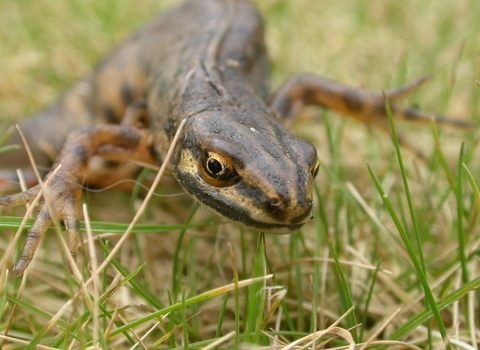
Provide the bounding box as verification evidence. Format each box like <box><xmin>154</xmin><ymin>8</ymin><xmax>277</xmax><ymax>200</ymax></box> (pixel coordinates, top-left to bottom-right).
<box><xmin>0</xmin><ymin>0</ymin><xmax>472</xmax><ymax>276</ymax></box>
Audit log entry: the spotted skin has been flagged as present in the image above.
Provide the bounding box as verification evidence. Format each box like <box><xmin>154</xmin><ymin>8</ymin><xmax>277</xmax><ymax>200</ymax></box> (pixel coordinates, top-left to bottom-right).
<box><xmin>0</xmin><ymin>0</ymin><xmax>472</xmax><ymax>276</ymax></box>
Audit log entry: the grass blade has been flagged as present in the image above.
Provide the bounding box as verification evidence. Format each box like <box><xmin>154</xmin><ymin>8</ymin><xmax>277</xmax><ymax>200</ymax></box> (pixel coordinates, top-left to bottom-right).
<box><xmin>368</xmin><ymin>164</ymin><xmax>452</xmax><ymax>350</ymax></box>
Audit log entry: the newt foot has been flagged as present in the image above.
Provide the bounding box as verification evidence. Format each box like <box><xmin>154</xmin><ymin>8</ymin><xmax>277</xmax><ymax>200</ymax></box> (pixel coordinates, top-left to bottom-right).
<box><xmin>0</xmin><ymin>124</ymin><xmax>156</xmax><ymax>276</ymax></box>
<box><xmin>0</xmin><ymin>170</ymin><xmax>82</xmax><ymax>276</ymax></box>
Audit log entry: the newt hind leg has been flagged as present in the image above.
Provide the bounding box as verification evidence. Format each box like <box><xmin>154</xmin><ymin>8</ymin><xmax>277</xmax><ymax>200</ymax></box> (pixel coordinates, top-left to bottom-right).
<box><xmin>0</xmin><ymin>124</ymin><xmax>157</xmax><ymax>276</ymax></box>
<box><xmin>270</xmin><ymin>74</ymin><xmax>473</xmax><ymax>151</ymax></box>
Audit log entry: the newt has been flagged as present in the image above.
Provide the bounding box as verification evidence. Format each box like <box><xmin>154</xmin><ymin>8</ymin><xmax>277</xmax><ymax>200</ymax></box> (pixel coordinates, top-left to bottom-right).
<box><xmin>0</xmin><ymin>0</ymin><xmax>472</xmax><ymax>276</ymax></box>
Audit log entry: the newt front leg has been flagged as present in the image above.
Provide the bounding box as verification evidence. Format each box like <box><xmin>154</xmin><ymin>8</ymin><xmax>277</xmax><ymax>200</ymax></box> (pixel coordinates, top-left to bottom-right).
<box><xmin>0</xmin><ymin>124</ymin><xmax>156</xmax><ymax>276</ymax></box>
<box><xmin>271</xmin><ymin>74</ymin><xmax>473</xmax><ymax>129</ymax></box>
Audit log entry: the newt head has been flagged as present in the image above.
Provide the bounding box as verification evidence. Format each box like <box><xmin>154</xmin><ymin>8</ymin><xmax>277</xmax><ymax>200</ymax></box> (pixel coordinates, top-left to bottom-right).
<box><xmin>171</xmin><ymin>110</ymin><xmax>319</xmax><ymax>234</ymax></box>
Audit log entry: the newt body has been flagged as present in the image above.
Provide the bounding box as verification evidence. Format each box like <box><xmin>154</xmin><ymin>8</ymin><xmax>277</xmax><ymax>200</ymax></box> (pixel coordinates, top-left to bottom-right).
<box><xmin>0</xmin><ymin>0</ymin><xmax>471</xmax><ymax>275</ymax></box>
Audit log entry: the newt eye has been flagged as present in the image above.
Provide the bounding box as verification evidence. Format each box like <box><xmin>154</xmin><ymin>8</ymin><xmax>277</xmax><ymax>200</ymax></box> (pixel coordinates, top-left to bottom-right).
<box><xmin>207</xmin><ymin>158</ymin><xmax>224</xmax><ymax>175</ymax></box>
<box><xmin>199</xmin><ymin>151</ymin><xmax>239</xmax><ymax>187</ymax></box>
<box><xmin>311</xmin><ymin>158</ymin><xmax>320</xmax><ymax>178</ymax></box>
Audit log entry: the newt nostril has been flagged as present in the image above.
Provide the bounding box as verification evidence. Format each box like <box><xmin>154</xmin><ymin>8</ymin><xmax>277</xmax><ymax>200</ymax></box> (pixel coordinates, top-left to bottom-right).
<box><xmin>269</xmin><ymin>196</ymin><xmax>281</xmax><ymax>207</ymax></box>
<box><xmin>267</xmin><ymin>196</ymin><xmax>283</xmax><ymax>212</ymax></box>
<box><xmin>270</xmin><ymin>197</ymin><xmax>282</xmax><ymax>207</ymax></box>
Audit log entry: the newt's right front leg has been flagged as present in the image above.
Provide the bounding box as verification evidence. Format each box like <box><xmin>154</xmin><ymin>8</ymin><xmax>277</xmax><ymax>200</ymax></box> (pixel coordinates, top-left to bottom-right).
<box><xmin>0</xmin><ymin>124</ymin><xmax>157</xmax><ymax>276</ymax></box>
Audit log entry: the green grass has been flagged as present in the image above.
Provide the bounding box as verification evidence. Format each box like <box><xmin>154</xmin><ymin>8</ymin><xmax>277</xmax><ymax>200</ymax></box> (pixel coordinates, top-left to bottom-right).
<box><xmin>1</xmin><ymin>0</ymin><xmax>480</xmax><ymax>348</ymax></box>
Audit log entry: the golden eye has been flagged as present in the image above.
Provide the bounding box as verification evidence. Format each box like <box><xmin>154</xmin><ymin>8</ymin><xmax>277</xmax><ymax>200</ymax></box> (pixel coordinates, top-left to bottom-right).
<box><xmin>311</xmin><ymin>158</ymin><xmax>320</xmax><ymax>178</ymax></box>
<box><xmin>199</xmin><ymin>151</ymin><xmax>239</xmax><ymax>187</ymax></box>
<box><xmin>206</xmin><ymin>157</ymin><xmax>225</xmax><ymax>176</ymax></box>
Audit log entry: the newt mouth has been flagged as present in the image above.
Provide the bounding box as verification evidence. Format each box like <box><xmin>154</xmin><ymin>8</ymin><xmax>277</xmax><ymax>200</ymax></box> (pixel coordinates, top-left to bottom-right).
<box><xmin>199</xmin><ymin>193</ymin><xmax>312</xmax><ymax>234</ymax></box>
<box><xmin>176</xmin><ymin>165</ymin><xmax>313</xmax><ymax>234</ymax></box>
<box><xmin>234</xmin><ymin>217</ymin><xmax>309</xmax><ymax>234</ymax></box>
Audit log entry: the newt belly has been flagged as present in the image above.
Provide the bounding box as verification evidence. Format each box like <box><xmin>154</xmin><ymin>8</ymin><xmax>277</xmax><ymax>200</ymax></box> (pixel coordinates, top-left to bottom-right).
<box><xmin>0</xmin><ymin>0</ymin><xmax>472</xmax><ymax>276</ymax></box>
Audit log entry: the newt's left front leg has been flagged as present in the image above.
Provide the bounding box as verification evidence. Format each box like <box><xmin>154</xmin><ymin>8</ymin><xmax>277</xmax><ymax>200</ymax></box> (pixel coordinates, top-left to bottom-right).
<box><xmin>271</xmin><ymin>73</ymin><xmax>473</xmax><ymax>131</ymax></box>
<box><xmin>0</xmin><ymin>124</ymin><xmax>157</xmax><ymax>276</ymax></box>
